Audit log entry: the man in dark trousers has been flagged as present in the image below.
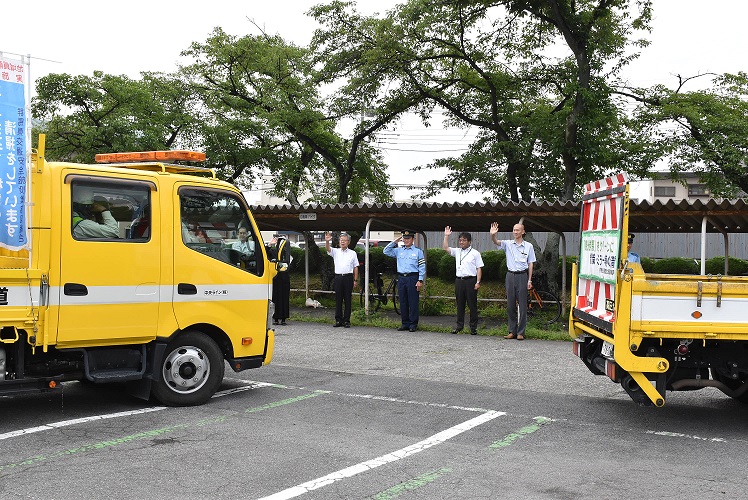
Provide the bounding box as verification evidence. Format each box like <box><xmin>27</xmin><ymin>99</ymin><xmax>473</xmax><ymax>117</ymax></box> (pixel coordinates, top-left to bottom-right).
<box><xmin>384</xmin><ymin>230</ymin><xmax>426</xmax><ymax>332</ymax></box>
<box><xmin>267</xmin><ymin>236</ymin><xmax>291</xmax><ymax>325</ymax></box>
<box><xmin>443</xmin><ymin>226</ymin><xmax>484</xmax><ymax>335</ymax></box>
<box><xmin>490</xmin><ymin>221</ymin><xmax>536</xmax><ymax>340</ymax></box>
<box><xmin>326</xmin><ymin>232</ymin><xmax>359</xmax><ymax>328</ymax></box>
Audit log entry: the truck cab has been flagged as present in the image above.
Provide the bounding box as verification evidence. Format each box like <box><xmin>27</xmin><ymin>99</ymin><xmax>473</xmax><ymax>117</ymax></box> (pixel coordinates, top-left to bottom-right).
<box><xmin>0</xmin><ymin>137</ymin><xmax>282</xmax><ymax>406</ymax></box>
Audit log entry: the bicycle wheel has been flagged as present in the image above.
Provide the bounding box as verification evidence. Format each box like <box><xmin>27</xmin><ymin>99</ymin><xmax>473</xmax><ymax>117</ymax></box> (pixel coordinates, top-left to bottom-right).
<box><xmin>360</xmin><ymin>281</ymin><xmax>382</xmax><ymax>312</ymax></box>
<box><xmin>528</xmin><ymin>289</ymin><xmax>562</xmax><ymax>324</ymax></box>
<box><xmin>391</xmin><ymin>280</ymin><xmax>400</xmax><ymax>315</ymax></box>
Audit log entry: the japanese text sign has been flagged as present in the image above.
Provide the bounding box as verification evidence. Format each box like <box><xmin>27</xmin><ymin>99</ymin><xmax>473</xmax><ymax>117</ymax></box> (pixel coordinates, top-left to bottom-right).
<box><xmin>0</xmin><ymin>56</ymin><xmax>28</xmax><ymax>250</ymax></box>
<box><xmin>579</xmin><ymin>230</ymin><xmax>620</xmax><ymax>285</ymax></box>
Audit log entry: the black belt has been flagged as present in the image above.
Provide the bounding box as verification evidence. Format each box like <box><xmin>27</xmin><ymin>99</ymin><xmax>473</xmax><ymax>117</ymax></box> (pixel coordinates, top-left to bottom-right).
<box><xmin>335</xmin><ymin>273</ymin><xmax>353</xmax><ymax>276</ymax></box>
<box><xmin>456</xmin><ymin>276</ymin><xmax>476</xmax><ymax>280</ymax></box>
<box><xmin>399</xmin><ymin>272</ymin><xmax>418</xmax><ymax>277</ymax></box>
<box><xmin>508</xmin><ymin>270</ymin><xmax>528</xmax><ymax>274</ymax></box>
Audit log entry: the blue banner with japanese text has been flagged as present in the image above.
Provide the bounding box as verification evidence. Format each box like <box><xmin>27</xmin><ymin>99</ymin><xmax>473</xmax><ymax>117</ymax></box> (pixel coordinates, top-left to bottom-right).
<box><xmin>0</xmin><ymin>57</ymin><xmax>28</xmax><ymax>250</ymax></box>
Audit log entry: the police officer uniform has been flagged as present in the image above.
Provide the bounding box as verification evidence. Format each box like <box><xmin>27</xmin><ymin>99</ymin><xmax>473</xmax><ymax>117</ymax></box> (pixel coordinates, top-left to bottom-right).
<box><xmin>384</xmin><ymin>230</ymin><xmax>426</xmax><ymax>331</ymax></box>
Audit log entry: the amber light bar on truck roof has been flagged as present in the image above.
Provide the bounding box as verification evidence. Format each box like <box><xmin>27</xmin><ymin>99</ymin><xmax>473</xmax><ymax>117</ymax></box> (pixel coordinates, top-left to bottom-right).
<box><xmin>95</xmin><ymin>150</ymin><xmax>206</xmax><ymax>163</ymax></box>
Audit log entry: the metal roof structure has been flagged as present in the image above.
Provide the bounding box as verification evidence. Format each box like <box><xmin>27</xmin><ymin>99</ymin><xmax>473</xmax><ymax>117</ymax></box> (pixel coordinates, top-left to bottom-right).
<box><xmin>252</xmin><ymin>198</ymin><xmax>748</xmax><ymax>234</ymax></box>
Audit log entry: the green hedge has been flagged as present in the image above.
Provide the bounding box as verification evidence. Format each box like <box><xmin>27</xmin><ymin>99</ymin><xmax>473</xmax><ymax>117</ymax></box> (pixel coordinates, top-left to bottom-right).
<box><xmin>291</xmin><ymin>245</ymin><xmax>748</xmax><ymax>283</ymax></box>
<box><xmin>652</xmin><ymin>257</ymin><xmax>699</xmax><ymax>275</ymax></box>
<box><xmin>355</xmin><ymin>246</ymin><xmax>395</xmax><ymax>276</ymax></box>
<box><xmin>289</xmin><ymin>247</ymin><xmax>306</xmax><ymax>272</ymax></box>
<box><xmin>705</xmin><ymin>257</ymin><xmax>748</xmax><ymax>276</ymax></box>
<box><xmin>480</xmin><ymin>250</ymin><xmax>504</xmax><ymax>282</ymax></box>
<box><xmin>438</xmin><ymin>255</ymin><xmax>457</xmax><ymax>281</ymax></box>
<box><xmin>640</xmin><ymin>257</ymin><xmax>656</xmax><ymax>273</ymax></box>
<box><xmin>427</xmin><ymin>248</ymin><xmax>447</xmax><ymax>277</ymax></box>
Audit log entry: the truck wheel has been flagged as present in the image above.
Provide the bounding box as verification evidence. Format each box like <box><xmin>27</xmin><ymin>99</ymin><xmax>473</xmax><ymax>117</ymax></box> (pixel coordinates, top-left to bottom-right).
<box><xmin>151</xmin><ymin>331</ymin><xmax>225</xmax><ymax>406</ymax></box>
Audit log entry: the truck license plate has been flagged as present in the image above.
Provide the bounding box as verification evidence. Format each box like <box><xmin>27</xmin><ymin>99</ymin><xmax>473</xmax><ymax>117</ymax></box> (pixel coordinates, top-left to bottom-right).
<box><xmin>601</xmin><ymin>341</ymin><xmax>614</xmax><ymax>358</ymax></box>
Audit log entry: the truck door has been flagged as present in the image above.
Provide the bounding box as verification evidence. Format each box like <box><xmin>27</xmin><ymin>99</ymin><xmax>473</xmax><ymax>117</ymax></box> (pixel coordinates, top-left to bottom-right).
<box><xmin>172</xmin><ymin>185</ymin><xmax>269</xmax><ymax>358</ymax></box>
<box><xmin>57</xmin><ymin>176</ymin><xmax>160</xmax><ymax>345</ymax></box>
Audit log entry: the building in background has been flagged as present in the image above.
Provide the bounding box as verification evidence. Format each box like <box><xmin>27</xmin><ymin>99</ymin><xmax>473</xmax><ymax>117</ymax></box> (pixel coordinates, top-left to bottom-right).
<box><xmin>630</xmin><ymin>172</ymin><xmax>746</xmax><ymax>203</ymax></box>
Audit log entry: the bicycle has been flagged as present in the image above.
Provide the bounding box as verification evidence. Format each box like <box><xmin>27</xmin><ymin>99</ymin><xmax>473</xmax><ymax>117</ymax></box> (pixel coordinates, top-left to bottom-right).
<box><xmin>526</xmin><ymin>286</ymin><xmax>562</xmax><ymax>324</ymax></box>
<box><xmin>360</xmin><ymin>272</ymin><xmax>399</xmax><ymax>314</ymax></box>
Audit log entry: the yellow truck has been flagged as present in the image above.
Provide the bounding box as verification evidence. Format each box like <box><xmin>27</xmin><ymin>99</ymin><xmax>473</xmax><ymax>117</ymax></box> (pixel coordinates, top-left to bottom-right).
<box><xmin>0</xmin><ymin>136</ymin><xmax>282</xmax><ymax>406</ymax></box>
<box><xmin>569</xmin><ymin>173</ymin><xmax>748</xmax><ymax>406</ymax></box>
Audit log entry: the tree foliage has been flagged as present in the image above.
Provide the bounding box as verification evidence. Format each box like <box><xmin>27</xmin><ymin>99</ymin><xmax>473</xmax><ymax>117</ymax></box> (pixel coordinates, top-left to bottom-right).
<box><xmin>32</xmin><ymin>71</ymin><xmax>201</xmax><ymax>162</ymax></box>
<box><xmin>628</xmin><ymin>72</ymin><xmax>748</xmax><ymax>197</ymax></box>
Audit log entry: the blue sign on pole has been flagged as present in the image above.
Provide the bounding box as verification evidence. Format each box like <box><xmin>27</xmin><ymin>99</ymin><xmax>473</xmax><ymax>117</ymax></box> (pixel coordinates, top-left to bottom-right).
<box><xmin>0</xmin><ymin>57</ymin><xmax>28</xmax><ymax>250</ymax></box>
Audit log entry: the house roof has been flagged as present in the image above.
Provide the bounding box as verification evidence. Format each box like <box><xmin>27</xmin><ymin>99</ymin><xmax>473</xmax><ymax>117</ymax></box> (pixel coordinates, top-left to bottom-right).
<box><xmin>251</xmin><ymin>198</ymin><xmax>748</xmax><ymax>235</ymax></box>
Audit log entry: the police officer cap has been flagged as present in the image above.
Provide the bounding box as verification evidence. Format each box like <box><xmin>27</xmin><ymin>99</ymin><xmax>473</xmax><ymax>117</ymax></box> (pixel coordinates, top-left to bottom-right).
<box><xmin>628</xmin><ymin>234</ymin><xmax>635</xmax><ymax>243</ymax></box>
<box><xmin>401</xmin><ymin>230</ymin><xmax>415</xmax><ymax>238</ymax></box>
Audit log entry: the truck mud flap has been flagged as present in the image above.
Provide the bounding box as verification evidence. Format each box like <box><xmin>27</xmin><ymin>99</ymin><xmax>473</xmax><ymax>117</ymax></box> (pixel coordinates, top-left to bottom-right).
<box><xmin>226</xmin><ymin>355</ymin><xmax>264</xmax><ymax>372</ymax></box>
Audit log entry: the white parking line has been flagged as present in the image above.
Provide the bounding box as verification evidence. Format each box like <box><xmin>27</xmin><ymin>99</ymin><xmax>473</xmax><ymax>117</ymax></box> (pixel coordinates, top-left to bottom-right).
<box><xmin>0</xmin><ymin>407</ymin><xmax>166</xmax><ymax>441</ymax></box>
<box><xmin>645</xmin><ymin>430</ymin><xmax>726</xmax><ymax>442</ymax></box>
<box><xmin>212</xmin><ymin>380</ymin><xmax>275</xmax><ymax>397</ymax></box>
<box><xmin>0</xmin><ymin>380</ymin><xmax>272</xmax><ymax>442</ymax></box>
<box><xmin>257</xmin><ymin>410</ymin><xmax>506</xmax><ymax>500</ymax></box>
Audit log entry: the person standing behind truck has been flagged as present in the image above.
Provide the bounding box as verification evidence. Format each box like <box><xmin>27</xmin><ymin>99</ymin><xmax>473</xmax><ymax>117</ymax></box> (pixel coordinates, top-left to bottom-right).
<box><xmin>443</xmin><ymin>226</ymin><xmax>484</xmax><ymax>335</ymax></box>
<box><xmin>384</xmin><ymin>230</ymin><xmax>426</xmax><ymax>332</ymax></box>
<box><xmin>490</xmin><ymin>222</ymin><xmax>535</xmax><ymax>340</ymax></box>
<box><xmin>627</xmin><ymin>234</ymin><xmax>640</xmax><ymax>263</ymax></box>
<box><xmin>267</xmin><ymin>235</ymin><xmax>291</xmax><ymax>325</ymax></box>
<box><xmin>326</xmin><ymin>232</ymin><xmax>359</xmax><ymax>328</ymax></box>
<box><xmin>72</xmin><ymin>190</ymin><xmax>119</xmax><ymax>239</ymax></box>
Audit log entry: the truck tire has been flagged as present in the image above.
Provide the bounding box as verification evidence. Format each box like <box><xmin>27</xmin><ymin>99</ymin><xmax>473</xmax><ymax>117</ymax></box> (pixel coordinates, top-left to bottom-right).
<box><xmin>151</xmin><ymin>331</ymin><xmax>224</xmax><ymax>406</ymax></box>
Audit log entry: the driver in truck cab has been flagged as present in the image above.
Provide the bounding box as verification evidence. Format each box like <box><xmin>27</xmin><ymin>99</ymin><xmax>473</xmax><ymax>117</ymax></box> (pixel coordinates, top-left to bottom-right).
<box><xmin>72</xmin><ymin>188</ymin><xmax>119</xmax><ymax>239</ymax></box>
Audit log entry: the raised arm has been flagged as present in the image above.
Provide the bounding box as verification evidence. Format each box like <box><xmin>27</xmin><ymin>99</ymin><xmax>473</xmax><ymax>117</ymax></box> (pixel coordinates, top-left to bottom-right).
<box><xmin>442</xmin><ymin>226</ymin><xmax>452</xmax><ymax>252</ymax></box>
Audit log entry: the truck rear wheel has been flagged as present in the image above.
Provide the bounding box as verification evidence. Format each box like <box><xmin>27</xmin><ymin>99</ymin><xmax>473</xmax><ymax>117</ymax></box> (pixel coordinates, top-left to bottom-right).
<box><xmin>151</xmin><ymin>331</ymin><xmax>224</xmax><ymax>406</ymax></box>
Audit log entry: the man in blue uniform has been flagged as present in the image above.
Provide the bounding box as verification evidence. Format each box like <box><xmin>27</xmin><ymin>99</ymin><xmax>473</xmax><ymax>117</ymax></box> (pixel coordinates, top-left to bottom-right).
<box><xmin>627</xmin><ymin>234</ymin><xmax>640</xmax><ymax>263</ymax></box>
<box><xmin>384</xmin><ymin>230</ymin><xmax>426</xmax><ymax>332</ymax></box>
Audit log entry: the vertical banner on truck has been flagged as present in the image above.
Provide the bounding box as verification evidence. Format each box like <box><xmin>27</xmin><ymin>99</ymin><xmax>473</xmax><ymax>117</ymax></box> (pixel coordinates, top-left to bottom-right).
<box><xmin>574</xmin><ymin>173</ymin><xmax>629</xmax><ymax>332</ymax></box>
<box><xmin>0</xmin><ymin>56</ymin><xmax>29</xmax><ymax>250</ymax></box>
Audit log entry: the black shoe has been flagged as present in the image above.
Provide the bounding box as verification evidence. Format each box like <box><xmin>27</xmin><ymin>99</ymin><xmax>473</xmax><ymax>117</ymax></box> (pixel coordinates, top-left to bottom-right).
<box><xmin>470</xmin><ymin>330</ymin><xmax>478</xmax><ymax>335</ymax></box>
<box><xmin>344</xmin><ymin>322</ymin><xmax>351</xmax><ymax>328</ymax></box>
<box><xmin>334</xmin><ymin>322</ymin><xmax>343</xmax><ymax>327</ymax></box>
<box><xmin>281</xmin><ymin>321</ymin><xmax>287</xmax><ymax>325</ymax></box>
<box><xmin>409</xmin><ymin>327</ymin><xmax>416</xmax><ymax>332</ymax></box>
<box><xmin>273</xmin><ymin>320</ymin><xmax>279</xmax><ymax>325</ymax></box>
<box><xmin>397</xmin><ymin>326</ymin><xmax>408</xmax><ymax>331</ymax></box>
<box><xmin>451</xmin><ymin>329</ymin><xmax>461</xmax><ymax>334</ymax></box>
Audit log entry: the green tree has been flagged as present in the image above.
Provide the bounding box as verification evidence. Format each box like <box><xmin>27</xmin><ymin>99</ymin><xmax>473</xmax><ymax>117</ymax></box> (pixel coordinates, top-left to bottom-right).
<box><xmin>627</xmin><ymin>72</ymin><xmax>748</xmax><ymax>197</ymax></box>
<box><xmin>32</xmin><ymin>71</ymin><xmax>201</xmax><ymax>162</ymax></box>
<box><xmin>181</xmin><ymin>27</ymin><xmax>394</xmax><ymax>205</ymax></box>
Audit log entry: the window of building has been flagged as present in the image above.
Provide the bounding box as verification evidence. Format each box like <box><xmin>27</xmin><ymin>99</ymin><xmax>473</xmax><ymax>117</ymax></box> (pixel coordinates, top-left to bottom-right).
<box><xmin>688</xmin><ymin>184</ymin><xmax>709</xmax><ymax>197</ymax></box>
<box><xmin>654</xmin><ymin>186</ymin><xmax>676</xmax><ymax>197</ymax></box>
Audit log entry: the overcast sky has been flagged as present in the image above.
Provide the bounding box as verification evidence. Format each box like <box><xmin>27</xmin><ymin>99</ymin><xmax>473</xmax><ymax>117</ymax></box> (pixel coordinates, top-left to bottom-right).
<box><xmin>3</xmin><ymin>0</ymin><xmax>746</xmax><ymax>202</ymax></box>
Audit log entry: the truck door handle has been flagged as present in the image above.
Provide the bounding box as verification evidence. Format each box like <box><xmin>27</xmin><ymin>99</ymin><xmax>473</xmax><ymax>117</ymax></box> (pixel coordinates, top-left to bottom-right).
<box><xmin>64</xmin><ymin>283</ymin><xmax>88</xmax><ymax>296</ymax></box>
<box><xmin>178</xmin><ymin>283</ymin><xmax>198</xmax><ymax>295</ymax></box>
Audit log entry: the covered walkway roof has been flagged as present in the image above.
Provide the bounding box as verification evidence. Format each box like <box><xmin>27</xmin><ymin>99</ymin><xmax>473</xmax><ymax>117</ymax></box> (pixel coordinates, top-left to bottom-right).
<box><xmin>252</xmin><ymin>198</ymin><xmax>748</xmax><ymax>234</ymax></box>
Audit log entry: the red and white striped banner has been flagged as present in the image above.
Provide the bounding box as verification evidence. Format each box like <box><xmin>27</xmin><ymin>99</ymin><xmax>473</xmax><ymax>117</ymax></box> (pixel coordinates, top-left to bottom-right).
<box><xmin>576</xmin><ymin>173</ymin><xmax>629</xmax><ymax>325</ymax></box>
